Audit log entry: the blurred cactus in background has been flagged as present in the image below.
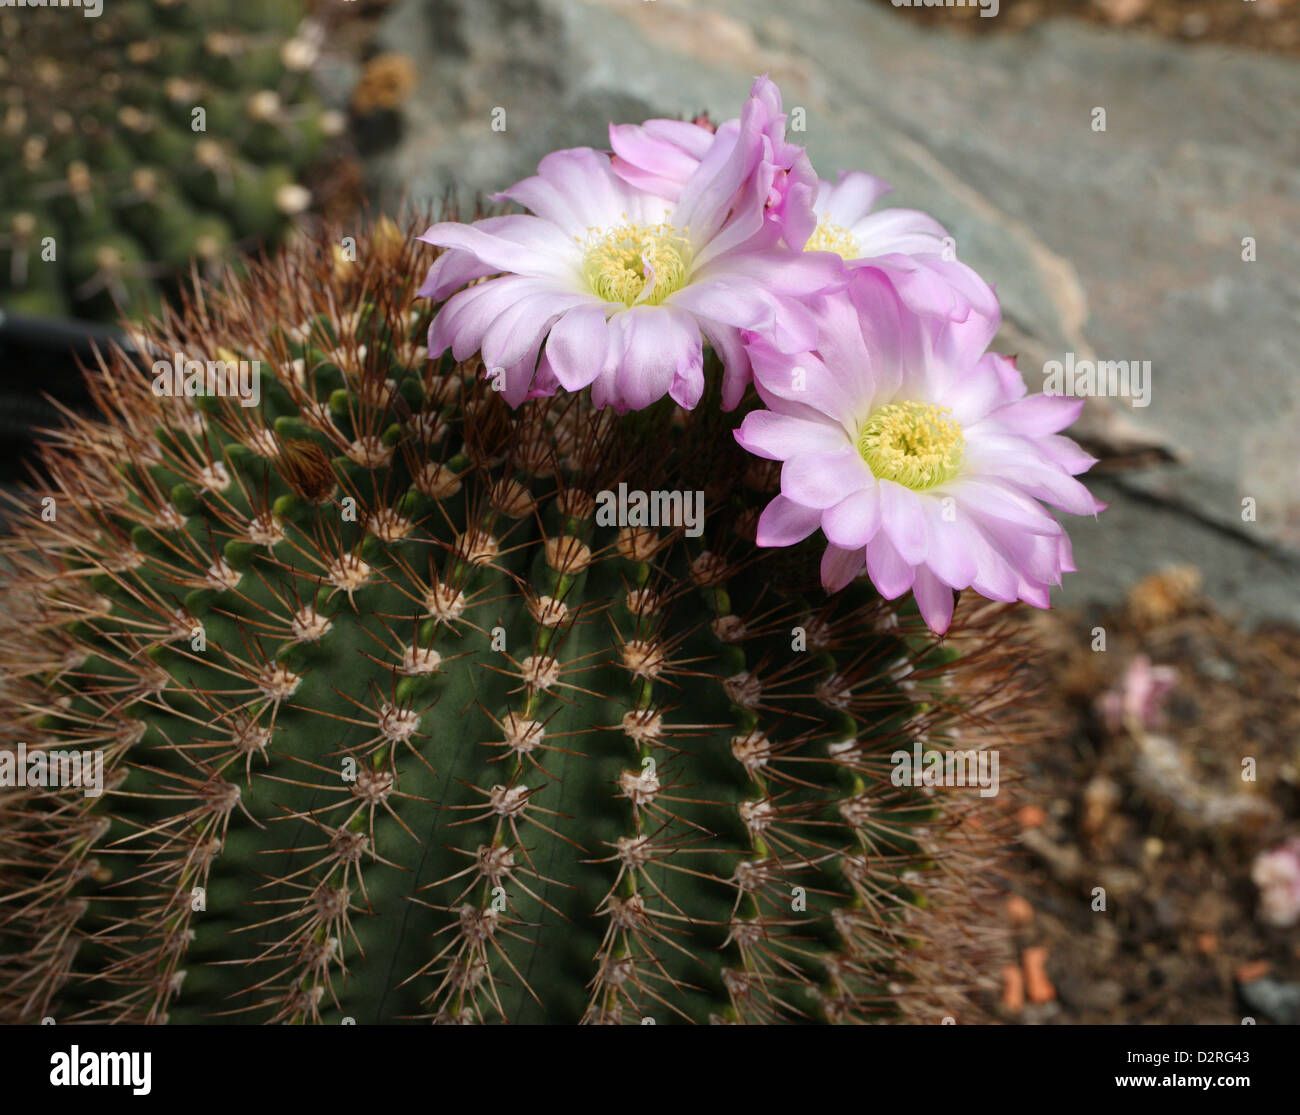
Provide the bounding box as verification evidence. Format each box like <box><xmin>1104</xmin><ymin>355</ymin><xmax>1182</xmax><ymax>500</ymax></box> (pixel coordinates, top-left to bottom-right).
<box><xmin>0</xmin><ymin>0</ymin><xmax>346</xmax><ymax>322</ymax></box>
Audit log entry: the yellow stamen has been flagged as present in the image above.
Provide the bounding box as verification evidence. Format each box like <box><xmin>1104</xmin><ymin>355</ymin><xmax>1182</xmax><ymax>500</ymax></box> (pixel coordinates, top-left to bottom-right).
<box><xmin>857</xmin><ymin>401</ymin><xmax>964</xmax><ymax>491</ymax></box>
<box><xmin>582</xmin><ymin>222</ymin><xmax>691</xmax><ymax>307</ymax></box>
<box><xmin>804</xmin><ymin>218</ymin><xmax>858</xmax><ymax>260</ymax></box>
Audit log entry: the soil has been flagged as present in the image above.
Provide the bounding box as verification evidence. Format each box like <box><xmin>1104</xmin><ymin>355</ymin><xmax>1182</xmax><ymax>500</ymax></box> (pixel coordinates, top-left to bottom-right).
<box><xmin>981</xmin><ymin>567</ymin><xmax>1300</xmax><ymax>1023</ymax></box>
<box><xmin>865</xmin><ymin>0</ymin><xmax>1300</xmax><ymax>1025</ymax></box>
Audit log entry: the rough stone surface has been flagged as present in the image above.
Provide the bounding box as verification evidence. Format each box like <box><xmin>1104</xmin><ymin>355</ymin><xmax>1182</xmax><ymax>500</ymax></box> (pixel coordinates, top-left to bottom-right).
<box><xmin>367</xmin><ymin>0</ymin><xmax>1300</xmax><ymax>625</ymax></box>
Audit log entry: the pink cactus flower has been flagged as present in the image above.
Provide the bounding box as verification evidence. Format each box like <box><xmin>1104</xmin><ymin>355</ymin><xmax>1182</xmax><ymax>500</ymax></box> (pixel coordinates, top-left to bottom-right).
<box><xmin>804</xmin><ymin>170</ymin><xmax>999</xmax><ymax>324</ymax></box>
<box><xmin>734</xmin><ymin>269</ymin><xmax>1104</xmax><ymax>633</ymax></box>
<box><xmin>610</xmin><ymin>88</ymin><xmax>995</xmax><ymax>326</ymax></box>
<box><xmin>417</xmin><ymin>85</ymin><xmax>839</xmax><ymax>412</ymax></box>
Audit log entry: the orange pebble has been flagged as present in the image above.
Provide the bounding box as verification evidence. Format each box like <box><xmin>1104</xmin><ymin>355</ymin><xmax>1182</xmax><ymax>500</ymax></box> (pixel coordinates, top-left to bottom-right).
<box><xmin>1195</xmin><ymin>933</ymin><xmax>1218</xmax><ymax>955</ymax></box>
<box><xmin>1236</xmin><ymin>960</ymin><xmax>1270</xmax><ymax>983</ymax></box>
<box><xmin>1022</xmin><ymin>946</ymin><xmax>1055</xmax><ymax>1004</ymax></box>
<box><xmin>1001</xmin><ymin>964</ymin><xmax>1025</xmax><ymax>1012</ymax></box>
<box><xmin>1017</xmin><ymin>805</ymin><xmax>1047</xmax><ymax>830</ymax></box>
<box><xmin>1006</xmin><ymin>894</ymin><xmax>1035</xmax><ymax>927</ymax></box>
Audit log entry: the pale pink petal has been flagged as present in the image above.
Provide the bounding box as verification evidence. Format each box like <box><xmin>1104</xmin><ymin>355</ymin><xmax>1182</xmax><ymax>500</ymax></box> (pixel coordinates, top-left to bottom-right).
<box><xmin>673</xmin><ymin>99</ymin><xmax>763</xmax><ymax>246</ymax></box>
<box><xmin>481</xmin><ymin>289</ymin><xmax>594</xmax><ymax>372</ymax></box>
<box><xmin>606</xmin><ymin>305</ymin><xmax>704</xmax><ymax>412</ymax></box>
<box><xmin>967</xmin><ymin>508</ymin><xmax>1067</xmax><ymax>588</ymax></box>
<box><xmin>430</xmin><ymin>276</ymin><xmax>556</xmax><ymax>361</ymax></box>
<box><xmin>877</xmin><ymin>480</ymin><xmax>929</xmax><ymax>566</ymax></box>
<box><xmin>1016</xmin><ymin>578</ymin><xmax>1054</xmax><ymax>610</ymax></box>
<box><xmin>820</xmin><ymin>170</ymin><xmax>894</xmax><ymax>227</ymax></box>
<box><xmin>1056</xmin><ymin>530</ymin><xmax>1077</xmax><ymax>574</ymax></box>
<box><xmin>988</xmin><ymin>393</ymin><xmax>1085</xmax><ymax>437</ymax></box>
<box><xmin>932</xmin><ymin>302</ymin><xmax>1004</xmax><ymax>376</ymax></box>
<box><xmin>734</xmin><ymin>410</ymin><xmax>845</xmax><ymax>461</ymax></box>
<box><xmin>864</xmin><ymin>533</ymin><xmax>916</xmax><ymax>599</ymax></box>
<box><xmin>756</xmin><ymin>496</ymin><xmax>823</xmax><ymax>547</ymax></box>
<box><xmin>493</xmin><ymin>147</ymin><xmax>661</xmax><ymax>234</ymax></box>
<box><xmin>642</xmin><ymin>117</ymin><xmax>718</xmax><ymax>158</ymax></box>
<box><xmin>1034</xmin><ymin>433</ymin><xmax>1098</xmax><ymax>476</ymax></box>
<box><xmin>821</xmin><ymin>544</ymin><xmax>866</xmax><ymax>593</ymax></box>
<box><xmin>667</xmin><ymin>278</ymin><xmax>774</xmax><ymax>334</ymax></box>
<box><xmin>948</xmin><ymin>477</ymin><xmax>1063</xmax><ymax>536</ymax></box>
<box><xmin>674</xmin><ymin>275</ymin><xmax>822</xmax><ymax>355</ymax></box>
<box><xmin>922</xmin><ymin>507</ymin><xmax>977</xmax><ymax>589</ymax></box>
<box><xmin>966</xmin><ymin>443</ymin><xmax>1107</xmax><ymax>516</ymax></box>
<box><xmin>850</xmin><ymin>208</ymin><xmax>948</xmax><ymax>256</ymax></box>
<box><xmin>746</xmin><ymin>341</ymin><xmax>861</xmax><ymax>429</ymax></box>
<box><xmin>780</xmin><ymin>449</ymin><xmax>870</xmax><ymax>509</ymax></box>
<box><xmin>698</xmin><ymin>319</ymin><xmax>752</xmax><ymax>411</ymax></box>
<box><xmin>544</xmin><ymin>304</ymin><xmax>611</xmax><ymax>391</ymax></box>
<box><xmin>531</xmin><ymin>350</ymin><xmax>561</xmax><ymax>397</ymax></box>
<box><xmin>695</xmin><ymin>248</ymin><xmax>843</xmax><ymax>298</ymax></box>
<box><xmin>418</xmin><ymin>216</ymin><xmax>580</xmax><ymax>282</ymax></box>
<box><xmin>843</xmin><ymin>268</ymin><xmax>920</xmax><ymax>402</ymax></box>
<box><xmin>608</xmin><ymin>122</ymin><xmax>706</xmax><ymax>202</ymax></box>
<box><xmin>950</xmin><ymin>517</ymin><xmax>1019</xmax><ymax>601</ymax></box>
<box><xmin>493</xmin><ymin>342</ymin><xmax>547</xmax><ymax>408</ymax></box>
<box><xmin>418</xmin><ymin>245</ymin><xmax>499</xmax><ymax>301</ymax></box>
<box><xmin>912</xmin><ymin>567</ymin><xmax>955</xmax><ymax>634</ymax></box>
<box><xmin>821</xmin><ymin>486</ymin><xmax>882</xmax><ymax>550</ymax></box>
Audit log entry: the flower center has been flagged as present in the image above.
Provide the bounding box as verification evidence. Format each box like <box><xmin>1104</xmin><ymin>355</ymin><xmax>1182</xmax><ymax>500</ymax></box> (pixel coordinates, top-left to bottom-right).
<box><xmin>583</xmin><ymin>222</ymin><xmax>691</xmax><ymax>307</ymax></box>
<box><xmin>804</xmin><ymin>218</ymin><xmax>858</xmax><ymax>260</ymax></box>
<box><xmin>857</xmin><ymin>401</ymin><xmax>964</xmax><ymax>491</ymax></box>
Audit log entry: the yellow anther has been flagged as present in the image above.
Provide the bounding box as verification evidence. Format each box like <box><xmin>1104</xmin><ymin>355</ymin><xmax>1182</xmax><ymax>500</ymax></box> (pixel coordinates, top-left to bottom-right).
<box><xmin>857</xmin><ymin>401</ymin><xmax>964</xmax><ymax>490</ymax></box>
<box><xmin>803</xmin><ymin>218</ymin><xmax>859</xmax><ymax>260</ymax></box>
<box><xmin>583</xmin><ymin>223</ymin><xmax>691</xmax><ymax>307</ymax></box>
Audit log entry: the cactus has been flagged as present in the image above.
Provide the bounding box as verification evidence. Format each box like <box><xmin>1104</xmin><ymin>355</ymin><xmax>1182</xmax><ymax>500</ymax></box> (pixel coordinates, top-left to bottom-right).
<box><xmin>0</xmin><ymin>0</ymin><xmax>344</xmax><ymax>322</ymax></box>
<box><xmin>0</xmin><ymin>215</ymin><xmax>1029</xmax><ymax>1025</ymax></box>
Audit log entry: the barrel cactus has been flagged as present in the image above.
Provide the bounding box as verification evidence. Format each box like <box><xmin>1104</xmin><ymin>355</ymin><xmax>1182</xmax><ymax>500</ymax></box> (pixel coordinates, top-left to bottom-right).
<box><xmin>0</xmin><ymin>213</ymin><xmax>1031</xmax><ymax>1024</ymax></box>
<box><xmin>0</xmin><ymin>69</ymin><xmax>1101</xmax><ymax>1025</ymax></box>
<box><xmin>0</xmin><ymin>0</ymin><xmax>342</xmax><ymax>321</ymax></box>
